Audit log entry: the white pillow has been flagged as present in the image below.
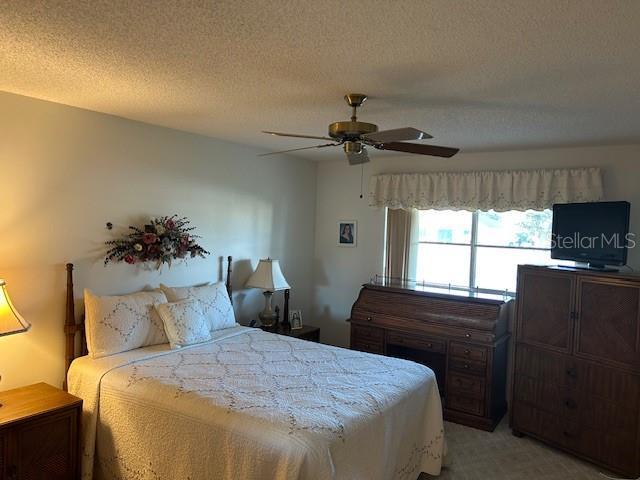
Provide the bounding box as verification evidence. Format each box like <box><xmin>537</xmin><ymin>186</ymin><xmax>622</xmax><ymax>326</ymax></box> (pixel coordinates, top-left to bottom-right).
<box><xmin>84</xmin><ymin>289</ymin><xmax>169</xmax><ymax>358</ymax></box>
<box><xmin>155</xmin><ymin>299</ymin><xmax>212</xmax><ymax>349</ymax></box>
<box><xmin>159</xmin><ymin>282</ymin><xmax>236</xmax><ymax>332</ymax></box>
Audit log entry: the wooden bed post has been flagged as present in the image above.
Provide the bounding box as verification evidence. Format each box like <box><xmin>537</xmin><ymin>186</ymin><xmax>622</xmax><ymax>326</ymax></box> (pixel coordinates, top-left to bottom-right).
<box><xmin>226</xmin><ymin>256</ymin><xmax>233</xmax><ymax>304</ymax></box>
<box><xmin>62</xmin><ymin>256</ymin><xmax>233</xmax><ymax>391</ymax></box>
<box><xmin>63</xmin><ymin>263</ymin><xmax>76</xmax><ymax>391</ymax></box>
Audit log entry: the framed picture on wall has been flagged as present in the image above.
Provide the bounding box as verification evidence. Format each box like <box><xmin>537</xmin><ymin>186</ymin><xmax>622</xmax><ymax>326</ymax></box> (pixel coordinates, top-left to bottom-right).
<box><xmin>338</xmin><ymin>220</ymin><xmax>357</xmax><ymax>247</ymax></box>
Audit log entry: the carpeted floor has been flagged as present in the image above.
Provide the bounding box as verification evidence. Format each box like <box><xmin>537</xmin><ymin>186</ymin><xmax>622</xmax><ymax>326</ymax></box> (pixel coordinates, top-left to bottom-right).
<box><xmin>420</xmin><ymin>417</ymin><xmax>626</xmax><ymax>480</ymax></box>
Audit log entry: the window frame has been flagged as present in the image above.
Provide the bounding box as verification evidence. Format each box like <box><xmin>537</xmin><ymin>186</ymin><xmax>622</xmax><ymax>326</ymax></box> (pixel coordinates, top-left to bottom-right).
<box><xmin>417</xmin><ymin>210</ymin><xmax>553</xmax><ymax>295</ymax></box>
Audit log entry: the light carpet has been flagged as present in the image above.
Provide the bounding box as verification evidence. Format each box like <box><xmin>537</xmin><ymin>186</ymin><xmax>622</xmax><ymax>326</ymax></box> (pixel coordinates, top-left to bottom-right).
<box><xmin>421</xmin><ymin>417</ymin><xmax>629</xmax><ymax>480</ymax></box>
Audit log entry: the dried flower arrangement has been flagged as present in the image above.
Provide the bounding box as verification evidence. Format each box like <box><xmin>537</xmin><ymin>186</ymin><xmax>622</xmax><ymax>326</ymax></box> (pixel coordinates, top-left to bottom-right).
<box><xmin>104</xmin><ymin>215</ymin><xmax>209</xmax><ymax>269</ymax></box>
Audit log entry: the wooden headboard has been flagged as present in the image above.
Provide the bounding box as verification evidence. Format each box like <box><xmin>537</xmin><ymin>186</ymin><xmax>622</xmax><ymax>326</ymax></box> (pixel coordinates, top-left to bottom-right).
<box><xmin>63</xmin><ymin>256</ymin><xmax>233</xmax><ymax>390</ymax></box>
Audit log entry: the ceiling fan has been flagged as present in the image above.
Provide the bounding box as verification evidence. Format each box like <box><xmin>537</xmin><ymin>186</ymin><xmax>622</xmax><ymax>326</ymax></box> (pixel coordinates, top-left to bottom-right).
<box><xmin>260</xmin><ymin>93</ymin><xmax>459</xmax><ymax>165</ymax></box>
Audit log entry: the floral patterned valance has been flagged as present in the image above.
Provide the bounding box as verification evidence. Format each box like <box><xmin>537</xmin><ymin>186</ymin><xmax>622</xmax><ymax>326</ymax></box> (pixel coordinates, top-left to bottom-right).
<box><xmin>368</xmin><ymin>167</ymin><xmax>603</xmax><ymax>212</ymax></box>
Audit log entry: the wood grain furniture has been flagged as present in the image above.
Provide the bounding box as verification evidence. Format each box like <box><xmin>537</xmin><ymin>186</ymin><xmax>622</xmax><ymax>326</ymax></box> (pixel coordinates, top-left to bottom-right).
<box><xmin>349</xmin><ymin>282</ymin><xmax>511</xmax><ymax>431</ymax></box>
<box><xmin>261</xmin><ymin>324</ymin><xmax>320</xmax><ymax>342</ymax></box>
<box><xmin>0</xmin><ymin>383</ymin><xmax>82</xmax><ymax>480</ymax></box>
<box><xmin>511</xmin><ymin>265</ymin><xmax>640</xmax><ymax>477</ymax></box>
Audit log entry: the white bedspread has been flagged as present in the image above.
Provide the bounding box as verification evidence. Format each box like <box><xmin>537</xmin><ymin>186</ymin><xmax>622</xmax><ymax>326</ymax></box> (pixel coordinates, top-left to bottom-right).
<box><xmin>68</xmin><ymin>326</ymin><xmax>444</xmax><ymax>480</ymax></box>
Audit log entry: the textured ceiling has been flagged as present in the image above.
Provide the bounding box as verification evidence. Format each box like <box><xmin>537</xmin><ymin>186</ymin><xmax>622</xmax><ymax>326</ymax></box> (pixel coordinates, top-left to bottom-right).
<box><xmin>2</xmin><ymin>1</ymin><xmax>640</xmax><ymax>160</ymax></box>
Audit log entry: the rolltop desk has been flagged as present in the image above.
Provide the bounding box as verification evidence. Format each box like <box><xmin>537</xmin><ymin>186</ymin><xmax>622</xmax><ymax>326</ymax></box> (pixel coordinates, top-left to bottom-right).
<box><xmin>348</xmin><ymin>280</ymin><xmax>512</xmax><ymax>431</ymax></box>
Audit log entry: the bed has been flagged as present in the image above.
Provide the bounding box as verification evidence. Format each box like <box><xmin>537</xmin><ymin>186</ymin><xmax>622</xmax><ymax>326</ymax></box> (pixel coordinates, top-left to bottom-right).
<box><xmin>64</xmin><ymin>259</ymin><xmax>445</xmax><ymax>480</ymax></box>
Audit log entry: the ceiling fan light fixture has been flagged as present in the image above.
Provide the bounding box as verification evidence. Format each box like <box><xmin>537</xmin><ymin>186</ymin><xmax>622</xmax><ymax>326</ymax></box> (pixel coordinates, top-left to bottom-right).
<box><xmin>343</xmin><ymin>141</ymin><xmax>363</xmax><ymax>155</ymax></box>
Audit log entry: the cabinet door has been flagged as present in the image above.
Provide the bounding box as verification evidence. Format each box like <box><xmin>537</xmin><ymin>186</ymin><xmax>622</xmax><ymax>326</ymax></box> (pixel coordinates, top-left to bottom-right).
<box><xmin>0</xmin><ymin>432</ymin><xmax>5</xmax><ymax>480</ymax></box>
<box><xmin>576</xmin><ymin>278</ymin><xmax>640</xmax><ymax>369</ymax></box>
<box><xmin>516</xmin><ymin>268</ymin><xmax>575</xmax><ymax>353</ymax></box>
<box><xmin>14</xmin><ymin>409</ymin><xmax>78</xmax><ymax>480</ymax></box>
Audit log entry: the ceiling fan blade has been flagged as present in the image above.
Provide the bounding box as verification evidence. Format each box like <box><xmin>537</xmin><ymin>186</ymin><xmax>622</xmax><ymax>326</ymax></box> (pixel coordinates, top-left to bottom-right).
<box><xmin>258</xmin><ymin>143</ymin><xmax>339</xmax><ymax>156</ymax></box>
<box><xmin>345</xmin><ymin>148</ymin><xmax>370</xmax><ymax>165</ymax></box>
<box><xmin>378</xmin><ymin>142</ymin><xmax>459</xmax><ymax>158</ymax></box>
<box><xmin>362</xmin><ymin>127</ymin><xmax>433</xmax><ymax>143</ymax></box>
<box><xmin>262</xmin><ymin>131</ymin><xmax>335</xmax><ymax>141</ymax></box>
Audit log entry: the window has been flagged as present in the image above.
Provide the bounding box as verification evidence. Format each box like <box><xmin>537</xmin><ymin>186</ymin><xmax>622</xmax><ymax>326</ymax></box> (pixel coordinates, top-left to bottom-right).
<box><xmin>414</xmin><ymin>209</ymin><xmax>567</xmax><ymax>294</ymax></box>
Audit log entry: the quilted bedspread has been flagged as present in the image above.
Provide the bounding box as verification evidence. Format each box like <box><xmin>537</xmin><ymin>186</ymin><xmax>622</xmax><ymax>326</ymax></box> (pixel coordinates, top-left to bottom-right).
<box><xmin>68</xmin><ymin>326</ymin><xmax>444</xmax><ymax>480</ymax></box>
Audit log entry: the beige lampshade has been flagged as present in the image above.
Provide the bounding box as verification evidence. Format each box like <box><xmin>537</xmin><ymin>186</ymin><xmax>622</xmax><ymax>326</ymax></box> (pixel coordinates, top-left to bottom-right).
<box><xmin>245</xmin><ymin>259</ymin><xmax>290</xmax><ymax>291</ymax></box>
<box><xmin>0</xmin><ymin>280</ymin><xmax>30</xmax><ymax>337</ymax></box>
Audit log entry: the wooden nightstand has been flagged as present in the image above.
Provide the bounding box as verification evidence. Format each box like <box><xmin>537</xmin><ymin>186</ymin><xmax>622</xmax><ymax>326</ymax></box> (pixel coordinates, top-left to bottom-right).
<box><xmin>260</xmin><ymin>324</ymin><xmax>320</xmax><ymax>342</ymax></box>
<box><xmin>0</xmin><ymin>383</ymin><xmax>82</xmax><ymax>480</ymax></box>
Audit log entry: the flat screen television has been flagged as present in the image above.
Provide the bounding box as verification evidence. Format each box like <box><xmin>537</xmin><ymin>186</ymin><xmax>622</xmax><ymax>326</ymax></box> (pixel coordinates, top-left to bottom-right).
<box><xmin>551</xmin><ymin>201</ymin><xmax>631</xmax><ymax>269</ymax></box>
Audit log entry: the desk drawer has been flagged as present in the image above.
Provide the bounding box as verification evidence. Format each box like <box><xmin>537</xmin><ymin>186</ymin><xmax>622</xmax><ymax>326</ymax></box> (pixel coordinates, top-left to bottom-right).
<box><xmin>514</xmin><ymin>375</ymin><xmax>637</xmax><ymax>436</ymax></box>
<box><xmin>386</xmin><ymin>332</ymin><xmax>445</xmax><ymax>354</ymax></box>
<box><xmin>350</xmin><ymin>311</ymin><xmax>496</xmax><ymax>343</ymax></box>
<box><xmin>351</xmin><ymin>325</ymin><xmax>384</xmax><ymax>354</ymax></box>
<box><xmin>352</xmin><ymin>339</ymin><xmax>384</xmax><ymax>354</ymax></box>
<box><xmin>515</xmin><ymin>344</ymin><xmax>640</xmax><ymax>404</ymax></box>
<box><xmin>449</xmin><ymin>357</ymin><xmax>486</xmax><ymax>376</ymax></box>
<box><xmin>450</xmin><ymin>342</ymin><xmax>488</xmax><ymax>363</ymax></box>
<box><xmin>447</xmin><ymin>394</ymin><xmax>484</xmax><ymax>416</ymax></box>
<box><xmin>351</xmin><ymin>324</ymin><xmax>383</xmax><ymax>343</ymax></box>
<box><xmin>350</xmin><ymin>311</ymin><xmax>380</xmax><ymax>325</ymax></box>
<box><xmin>513</xmin><ymin>402</ymin><xmax>638</xmax><ymax>475</ymax></box>
<box><xmin>448</xmin><ymin>372</ymin><xmax>485</xmax><ymax>399</ymax></box>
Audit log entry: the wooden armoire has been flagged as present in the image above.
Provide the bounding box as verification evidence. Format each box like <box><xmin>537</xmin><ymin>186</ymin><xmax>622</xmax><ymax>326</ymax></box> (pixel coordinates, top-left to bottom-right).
<box><xmin>511</xmin><ymin>265</ymin><xmax>640</xmax><ymax>477</ymax></box>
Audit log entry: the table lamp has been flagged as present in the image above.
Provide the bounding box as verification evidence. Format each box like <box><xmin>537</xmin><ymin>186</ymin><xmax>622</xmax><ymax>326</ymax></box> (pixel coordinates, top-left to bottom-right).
<box><xmin>0</xmin><ymin>279</ymin><xmax>30</xmax><ymax>408</ymax></box>
<box><xmin>246</xmin><ymin>259</ymin><xmax>290</xmax><ymax>327</ymax></box>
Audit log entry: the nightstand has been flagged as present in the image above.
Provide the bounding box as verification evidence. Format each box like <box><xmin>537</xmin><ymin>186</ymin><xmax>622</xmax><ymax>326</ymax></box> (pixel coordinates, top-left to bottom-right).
<box><xmin>0</xmin><ymin>383</ymin><xmax>82</xmax><ymax>480</ymax></box>
<box><xmin>261</xmin><ymin>324</ymin><xmax>320</xmax><ymax>342</ymax></box>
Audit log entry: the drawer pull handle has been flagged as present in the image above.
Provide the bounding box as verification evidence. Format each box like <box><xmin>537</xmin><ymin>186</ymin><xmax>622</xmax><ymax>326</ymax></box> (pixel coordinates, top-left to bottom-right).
<box><xmin>464</xmin><ymin>333</ymin><xmax>471</xmax><ymax>338</ymax></box>
<box><xmin>463</xmin><ymin>363</ymin><xmax>470</xmax><ymax>369</ymax></box>
<box><xmin>566</xmin><ymin>368</ymin><xmax>577</xmax><ymax>378</ymax></box>
<box><xmin>564</xmin><ymin>399</ymin><xmax>577</xmax><ymax>409</ymax></box>
<box><xmin>366</xmin><ymin>316</ymin><xmax>372</xmax><ymax>322</ymax></box>
<box><xmin>464</xmin><ymin>349</ymin><xmax>470</xmax><ymax>355</ymax></box>
<box><xmin>426</xmin><ymin>343</ymin><xmax>433</xmax><ymax>348</ymax></box>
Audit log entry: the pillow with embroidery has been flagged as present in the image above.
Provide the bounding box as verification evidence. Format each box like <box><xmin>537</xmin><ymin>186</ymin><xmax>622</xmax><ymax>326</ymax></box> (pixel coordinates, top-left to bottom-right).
<box><xmin>84</xmin><ymin>289</ymin><xmax>169</xmax><ymax>358</ymax></box>
<box><xmin>155</xmin><ymin>299</ymin><xmax>212</xmax><ymax>349</ymax></box>
<box><xmin>159</xmin><ymin>282</ymin><xmax>237</xmax><ymax>332</ymax></box>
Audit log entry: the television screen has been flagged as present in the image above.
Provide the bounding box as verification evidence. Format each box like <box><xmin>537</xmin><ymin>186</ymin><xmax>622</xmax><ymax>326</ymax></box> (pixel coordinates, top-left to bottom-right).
<box><xmin>551</xmin><ymin>201</ymin><xmax>630</xmax><ymax>267</ymax></box>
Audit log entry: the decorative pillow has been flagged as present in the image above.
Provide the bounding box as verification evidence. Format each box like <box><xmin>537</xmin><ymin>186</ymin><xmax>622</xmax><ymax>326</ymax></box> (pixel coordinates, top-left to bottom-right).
<box><xmin>155</xmin><ymin>299</ymin><xmax>212</xmax><ymax>349</ymax></box>
<box><xmin>84</xmin><ymin>289</ymin><xmax>169</xmax><ymax>358</ymax></box>
<box><xmin>159</xmin><ymin>282</ymin><xmax>236</xmax><ymax>331</ymax></box>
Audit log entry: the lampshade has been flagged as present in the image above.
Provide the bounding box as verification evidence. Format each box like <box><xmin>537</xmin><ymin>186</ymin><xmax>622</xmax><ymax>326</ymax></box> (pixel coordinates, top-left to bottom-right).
<box><xmin>245</xmin><ymin>259</ymin><xmax>290</xmax><ymax>291</ymax></box>
<box><xmin>0</xmin><ymin>280</ymin><xmax>30</xmax><ymax>337</ymax></box>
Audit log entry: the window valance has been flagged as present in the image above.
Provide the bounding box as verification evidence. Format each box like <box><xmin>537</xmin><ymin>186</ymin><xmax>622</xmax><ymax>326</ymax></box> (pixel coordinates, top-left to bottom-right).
<box><xmin>368</xmin><ymin>167</ymin><xmax>603</xmax><ymax>212</ymax></box>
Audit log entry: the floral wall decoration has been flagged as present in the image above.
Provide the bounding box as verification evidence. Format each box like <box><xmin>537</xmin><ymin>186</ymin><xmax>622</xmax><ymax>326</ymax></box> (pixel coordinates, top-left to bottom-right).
<box><xmin>104</xmin><ymin>215</ymin><xmax>209</xmax><ymax>269</ymax></box>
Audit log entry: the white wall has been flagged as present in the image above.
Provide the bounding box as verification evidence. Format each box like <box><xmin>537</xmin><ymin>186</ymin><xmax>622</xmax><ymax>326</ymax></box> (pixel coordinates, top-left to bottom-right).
<box><xmin>313</xmin><ymin>145</ymin><xmax>640</xmax><ymax>347</ymax></box>
<box><xmin>0</xmin><ymin>91</ymin><xmax>317</xmax><ymax>390</ymax></box>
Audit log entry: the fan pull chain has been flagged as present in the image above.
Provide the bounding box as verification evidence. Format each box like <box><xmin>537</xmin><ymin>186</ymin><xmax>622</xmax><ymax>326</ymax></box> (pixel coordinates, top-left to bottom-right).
<box><xmin>360</xmin><ymin>163</ymin><xmax>364</xmax><ymax>199</ymax></box>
